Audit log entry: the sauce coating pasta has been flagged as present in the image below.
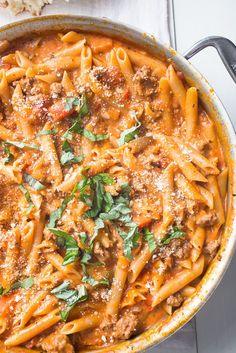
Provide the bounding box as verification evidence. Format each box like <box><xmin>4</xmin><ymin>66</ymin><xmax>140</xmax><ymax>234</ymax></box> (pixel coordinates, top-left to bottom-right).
<box><xmin>0</xmin><ymin>31</ymin><xmax>227</xmax><ymax>352</ymax></box>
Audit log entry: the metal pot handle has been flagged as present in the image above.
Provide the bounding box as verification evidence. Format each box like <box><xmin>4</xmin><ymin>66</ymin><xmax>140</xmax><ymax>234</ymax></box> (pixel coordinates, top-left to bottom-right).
<box><xmin>184</xmin><ymin>36</ymin><xmax>236</xmax><ymax>83</ymax></box>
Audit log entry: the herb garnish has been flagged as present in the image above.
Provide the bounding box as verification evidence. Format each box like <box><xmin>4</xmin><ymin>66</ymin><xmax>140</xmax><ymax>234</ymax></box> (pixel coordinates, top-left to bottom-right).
<box><xmin>63</xmin><ymin>95</ymin><xmax>107</xmax><ymax>142</ymax></box>
<box><xmin>24</xmin><ymin>173</ymin><xmax>45</xmax><ymax>191</ymax></box>
<box><xmin>65</xmin><ymin>97</ymin><xmax>81</xmax><ymax>112</ymax></box>
<box><xmin>18</xmin><ymin>185</ymin><xmax>35</xmax><ymax>214</ymax></box>
<box><xmin>161</xmin><ymin>226</ymin><xmax>186</xmax><ymax>245</ymax></box>
<box><xmin>82</xmin><ymin>275</ymin><xmax>109</xmax><ymax>287</ymax></box>
<box><xmin>60</xmin><ymin>140</ymin><xmax>83</xmax><ymax>166</ymax></box>
<box><xmin>2</xmin><ymin>142</ymin><xmax>14</xmax><ymax>165</ymax></box>
<box><xmin>48</xmin><ymin>228</ymin><xmax>80</xmax><ymax>266</ymax></box>
<box><xmin>0</xmin><ymin>277</ymin><xmax>34</xmax><ymax>297</ymax></box>
<box><xmin>37</xmin><ymin>129</ymin><xmax>57</xmax><ymax>136</ymax></box>
<box><xmin>51</xmin><ymin>281</ymin><xmax>88</xmax><ymax>321</ymax></box>
<box><xmin>143</xmin><ymin>228</ymin><xmax>157</xmax><ymax>253</ymax></box>
<box><xmin>47</xmin><ymin>183</ymin><xmax>79</xmax><ymax>228</ymax></box>
<box><xmin>117</xmin><ymin>111</ymin><xmax>141</xmax><ymax>146</ymax></box>
<box><xmin>5</xmin><ymin>141</ymin><xmax>40</xmax><ymax>150</ymax></box>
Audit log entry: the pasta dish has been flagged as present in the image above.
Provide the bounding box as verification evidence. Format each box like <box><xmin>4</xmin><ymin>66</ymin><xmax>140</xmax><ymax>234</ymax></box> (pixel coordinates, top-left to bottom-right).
<box><xmin>0</xmin><ymin>31</ymin><xmax>227</xmax><ymax>352</ymax></box>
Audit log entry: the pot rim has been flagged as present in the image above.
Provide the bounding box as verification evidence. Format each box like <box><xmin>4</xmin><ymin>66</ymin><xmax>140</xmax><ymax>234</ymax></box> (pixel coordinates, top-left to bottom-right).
<box><xmin>0</xmin><ymin>14</ymin><xmax>235</xmax><ymax>353</ymax></box>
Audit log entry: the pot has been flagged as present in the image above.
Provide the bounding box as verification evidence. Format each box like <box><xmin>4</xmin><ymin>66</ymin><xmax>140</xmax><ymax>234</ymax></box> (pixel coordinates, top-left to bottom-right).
<box><xmin>0</xmin><ymin>15</ymin><xmax>235</xmax><ymax>353</ymax></box>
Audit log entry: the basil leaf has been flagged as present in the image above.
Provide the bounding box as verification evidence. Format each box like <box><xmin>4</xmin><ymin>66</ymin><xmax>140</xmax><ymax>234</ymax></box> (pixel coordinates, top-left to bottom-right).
<box><xmin>60</xmin><ymin>140</ymin><xmax>83</xmax><ymax>166</ymax></box>
<box><xmin>11</xmin><ymin>277</ymin><xmax>34</xmax><ymax>291</ymax></box>
<box><xmin>81</xmin><ymin>129</ymin><xmax>108</xmax><ymax>142</ymax></box>
<box><xmin>24</xmin><ymin>173</ymin><xmax>45</xmax><ymax>191</ymax></box>
<box><xmin>89</xmin><ymin>218</ymin><xmax>104</xmax><ymax>245</ymax></box>
<box><xmin>63</xmin><ymin>119</ymin><xmax>108</xmax><ymax>142</ymax></box>
<box><xmin>81</xmin><ymin>252</ymin><xmax>92</xmax><ymax>265</ymax></box>
<box><xmin>51</xmin><ymin>281</ymin><xmax>88</xmax><ymax>321</ymax></box>
<box><xmin>143</xmin><ymin>228</ymin><xmax>156</xmax><ymax>253</ymax></box>
<box><xmin>47</xmin><ymin>194</ymin><xmax>73</xmax><ymax>228</ymax></box>
<box><xmin>65</xmin><ymin>97</ymin><xmax>81</xmax><ymax>111</ymax></box>
<box><xmin>38</xmin><ymin>129</ymin><xmax>57</xmax><ymax>136</ymax></box>
<box><xmin>48</xmin><ymin>228</ymin><xmax>79</xmax><ymax>266</ymax></box>
<box><xmin>63</xmin><ymin>95</ymin><xmax>90</xmax><ymax>140</ymax></box>
<box><xmin>161</xmin><ymin>226</ymin><xmax>186</xmax><ymax>245</ymax></box>
<box><xmin>5</xmin><ymin>141</ymin><xmax>40</xmax><ymax>150</ymax></box>
<box><xmin>79</xmin><ymin>232</ymin><xmax>88</xmax><ymax>246</ymax></box>
<box><xmin>82</xmin><ymin>275</ymin><xmax>109</xmax><ymax>287</ymax></box>
<box><xmin>117</xmin><ymin>112</ymin><xmax>141</xmax><ymax>146</ymax></box>
<box><xmin>18</xmin><ymin>184</ymin><xmax>35</xmax><ymax>214</ymax></box>
<box><xmin>119</xmin><ymin>223</ymin><xmax>140</xmax><ymax>260</ymax></box>
<box><xmin>93</xmin><ymin>173</ymin><xmax>114</xmax><ymax>185</ymax></box>
<box><xmin>2</xmin><ymin>142</ymin><xmax>14</xmax><ymax>165</ymax></box>
<box><xmin>78</xmin><ymin>95</ymin><xmax>90</xmax><ymax>118</ymax></box>
<box><xmin>83</xmin><ymin>174</ymin><xmax>114</xmax><ymax>219</ymax></box>
<box><xmin>1</xmin><ymin>277</ymin><xmax>35</xmax><ymax>296</ymax></box>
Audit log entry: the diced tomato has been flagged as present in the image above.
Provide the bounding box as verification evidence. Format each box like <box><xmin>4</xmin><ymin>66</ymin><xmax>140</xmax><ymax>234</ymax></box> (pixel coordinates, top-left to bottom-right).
<box><xmin>145</xmin><ymin>294</ymin><xmax>154</xmax><ymax>311</ymax></box>
<box><xmin>122</xmin><ymin>88</ymin><xmax>131</xmax><ymax>101</ymax></box>
<box><xmin>49</xmin><ymin>100</ymin><xmax>74</xmax><ymax>122</ymax></box>
<box><xmin>134</xmin><ymin>215</ymin><xmax>152</xmax><ymax>229</ymax></box>
<box><xmin>0</xmin><ymin>294</ymin><xmax>15</xmax><ymax>318</ymax></box>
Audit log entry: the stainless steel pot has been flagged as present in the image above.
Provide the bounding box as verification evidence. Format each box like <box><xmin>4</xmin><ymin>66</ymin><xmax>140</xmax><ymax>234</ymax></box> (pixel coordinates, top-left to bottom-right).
<box><xmin>0</xmin><ymin>15</ymin><xmax>235</xmax><ymax>353</ymax></box>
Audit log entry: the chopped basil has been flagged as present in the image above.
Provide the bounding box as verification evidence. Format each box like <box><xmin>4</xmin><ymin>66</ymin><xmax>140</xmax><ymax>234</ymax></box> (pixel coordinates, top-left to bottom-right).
<box><xmin>79</xmin><ymin>232</ymin><xmax>88</xmax><ymax>246</ymax></box>
<box><xmin>63</xmin><ymin>118</ymin><xmax>108</xmax><ymax>142</ymax></box>
<box><xmin>0</xmin><ymin>277</ymin><xmax>34</xmax><ymax>296</ymax></box>
<box><xmin>47</xmin><ymin>181</ymin><xmax>83</xmax><ymax>228</ymax></box>
<box><xmin>48</xmin><ymin>228</ymin><xmax>80</xmax><ymax>265</ymax></box>
<box><xmin>63</xmin><ymin>95</ymin><xmax>107</xmax><ymax>142</ymax></box>
<box><xmin>117</xmin><ymin>112</ymin><xmax>141</xmax><ymax>146</ymax></box>
<box><xmin>60</xmin><ymin>140</ymin><xmax>83</xmax><ymax>166</ymax></box>
<box><xmin>11</xmin><ymin>277</ymin><xmax>34</xmax><ymax>291</ymax></box>
<box><xmin>81</xmin><ymin>129</ymin><xmax>108</xmax><ymax>142</ymax></box>
<box><xmin>47</xmin><ymin>195</ymin><xmax>73</xmax><ymax>228</ymax></box>
<box><xmin>63</xmin><ymin>95</ymin><xmax>90</xmax><ymax>140</ymax></box>
<box><xmin>89</xmin><ymin>218</ymin><xmax>104</xmax><ymax>245</ymax></box>
<box><xmin>82</xmin><ymin>275</ymin><xmax>109</xmax><ymax>287</ymax></box>
<box><xmin>5</xmin><ymin>141</ymin><xmax>40</xmax><ymax>150</ymax></box>
<box><xmin>65</xmin><ymin>95</ymin><xmax>90</xmax><ymax>114</ymax></box>
<box><xmin>65</xmin><ymin>97</ymin><xmax>81</xmax><ymax>111</ymax></box>
<box><xmin>2</xmin><ymin>142</ymin><xmax>14</xmax><ymax>165</ymax></box>
<box><xmin>18</xmin><ymin>184</ymin><xmax>35</xmax><ymax>214</ymax></box>
<box><xmin>161</xmin><ymin>226</ymin><xmax>186</xmax><ymax>245</ymax></box>
<box><xmin>143</xmin><ymin>228</ymin><xmax>156</xmax><ymax>253</ymax></box>
<box><xmin>51</xmin><ymin>281</ymin><xmax>88</xmax><ymax>322</ymax></box>
<box><xmin>24</xmin><ymin>173</ymin><xmax>45</xmax><ymax>191</ymax></box>
<box><xmin>119</xmin><ymin>223</ymin><xmax>140</xmax><ymax>260</ymax></box>
<box><xmin>37</xmin><ymin>129</ymin><xmax>57</xmax><ymax>136</ymax></box>
<box><xmin>83</xmin><ymin>174</ymin><xmax>114</xmax><ymax>219</ymax></box>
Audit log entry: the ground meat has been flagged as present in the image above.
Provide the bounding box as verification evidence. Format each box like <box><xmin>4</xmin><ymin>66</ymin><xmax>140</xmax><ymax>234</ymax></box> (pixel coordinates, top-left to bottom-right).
<box><xmin>166</xmin><ymin>292</ymin><xmax>184</xmax><ymax>307</ymax></box>
<box><xmin>91</xmin><ymin>66</ymin><xmax>125</xmax><ymax>90</ymax></box>
<box><xmin>196</xmin><ymin>209</ymin><xmax>218</xmax><ymax>227</ymax></box>
<box><xmin>204</xmin><ymin>239</ymin><xmax>221</xmax><ymax>259</ymax></box>
<box><xmin>94</xmin><ymin>241</ymin><xmax>110</xmax><ymax>262</ymax></box>
<box><xmin>27</xmin><ymin>93</ymin><xmax>52</xmax><ymax>121</ymax></box>
<box><xmin>50</xmin><ymin>82</ymin><xmax>63</xmax><ymax>98</ymax></box>
<box><xmin>20</xmin><ymin>77</ymin><xmax>41</xmax><ymax>95</ymax></box>
<box><xmin>158</xmin><ymin>239</ymin><xmax>192</xmax><ymax>260</ymax></box>
<box><xmin>133</xmin><ymin>65</ymin><xmax>158</xmax><ymax>97</ymax></box>
<box><xmin>114</xmin><ymin>312</ymin><xmax>139</xmax><ymax>340</ymax></box>
<box><xmin>38</xmin><ymin>332</ymin><xmax>74</xmax><ymax>353</ymax></box>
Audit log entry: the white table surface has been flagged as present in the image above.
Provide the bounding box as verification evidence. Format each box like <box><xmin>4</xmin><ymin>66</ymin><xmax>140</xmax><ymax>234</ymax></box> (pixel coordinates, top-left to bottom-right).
<box><xmin>174</xmin><ymin>1</ymin><xmax>236</xmax><ymax>353</ymax></box>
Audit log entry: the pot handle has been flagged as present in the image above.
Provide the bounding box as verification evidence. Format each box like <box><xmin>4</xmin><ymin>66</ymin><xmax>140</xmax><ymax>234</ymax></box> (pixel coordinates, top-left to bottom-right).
<box><xmin>184</xmin><ymin>36</ymin><xmax>236</xmax><ymax>83</ymax></box>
